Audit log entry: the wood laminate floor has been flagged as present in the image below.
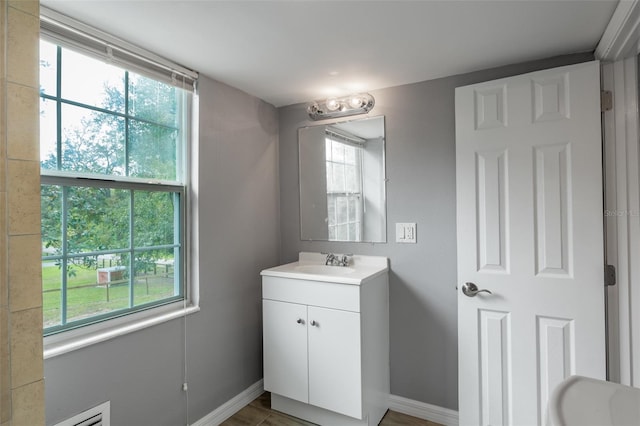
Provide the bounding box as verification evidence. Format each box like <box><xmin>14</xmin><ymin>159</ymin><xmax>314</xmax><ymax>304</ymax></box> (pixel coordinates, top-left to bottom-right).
<box><xmin>220</xmin><ymin>392</ymin><xmax>443</xmax><ymax>426</ymax></box>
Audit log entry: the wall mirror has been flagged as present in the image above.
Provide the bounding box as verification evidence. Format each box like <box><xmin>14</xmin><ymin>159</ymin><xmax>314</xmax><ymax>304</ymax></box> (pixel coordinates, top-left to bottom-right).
<box><xmin>299</xmin><ymin>115</ymin><xmax>386</xmax><ymax>242</ymax></box>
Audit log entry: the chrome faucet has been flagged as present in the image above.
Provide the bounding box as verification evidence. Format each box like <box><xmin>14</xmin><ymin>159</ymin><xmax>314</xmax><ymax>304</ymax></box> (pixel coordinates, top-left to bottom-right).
<box><xmin>339</xmin><ymin>254</ymin><xmax>353</xmax><ymax>267</ymax></box>
<box><xmin>325</xmin><ymin>253</ymin><xmax>336</xmax><ymax>265</ymax></box>
<box><xmin>324</xmin><ymin>253</ymin><xmax>352</xmax><ymax>267</ymax></box>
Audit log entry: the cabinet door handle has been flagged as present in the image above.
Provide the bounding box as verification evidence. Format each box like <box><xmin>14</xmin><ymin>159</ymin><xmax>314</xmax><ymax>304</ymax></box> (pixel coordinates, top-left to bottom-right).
<box><xmin>296</xmin><ymin>318</ymin><xmax>304</xmax><ymax>325</ymax></box>
<box><xmin>310</xmin><ymin>320</ymin><xmax>318</xmax><ymax>327</ymax></box>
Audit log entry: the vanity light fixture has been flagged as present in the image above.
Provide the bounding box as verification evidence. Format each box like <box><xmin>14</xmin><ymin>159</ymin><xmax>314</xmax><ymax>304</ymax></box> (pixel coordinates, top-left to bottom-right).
<box><xmin>307</xmin><ymin>93</ymin><xmax>375</xmax><ymax>120</ymax></box>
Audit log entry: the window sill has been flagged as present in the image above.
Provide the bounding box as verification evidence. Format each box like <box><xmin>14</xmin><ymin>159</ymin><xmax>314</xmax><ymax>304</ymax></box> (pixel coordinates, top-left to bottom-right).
<box><xmin>44</xmin><ymin>302</ymin><xmax>200</xmax><ymax>359</ymax></box>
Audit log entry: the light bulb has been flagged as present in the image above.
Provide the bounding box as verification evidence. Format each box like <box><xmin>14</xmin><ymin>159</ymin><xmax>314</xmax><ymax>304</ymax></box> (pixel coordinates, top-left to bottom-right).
<box><xmin>349</xmin><ymin>95</ymin><xmax>364</xmax><ymax>108</ymax></box>
<box><xmin>325</xmin><ymin>98</ymin><xmax>340</xmax><ymax>111</ymax></box>
<box><xmin>307</xmin><ymin>93</ymin><xmax>374</xmax><ymax>120</ymax></box>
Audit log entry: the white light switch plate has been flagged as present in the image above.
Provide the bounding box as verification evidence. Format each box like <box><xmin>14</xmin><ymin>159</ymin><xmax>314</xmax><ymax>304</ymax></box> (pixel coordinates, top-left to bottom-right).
<box><xmin>396</xmin><ymin>223</ymin><xmax>417</xmax><ymax>243</ymax></box>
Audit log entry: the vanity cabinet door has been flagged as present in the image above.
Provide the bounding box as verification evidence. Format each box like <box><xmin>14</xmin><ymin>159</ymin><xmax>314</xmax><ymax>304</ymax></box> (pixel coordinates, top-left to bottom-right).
<box><xmin>263</xmin><ymin>299</ymin><xmax>309</xmax><ymax>403</ymax></box>
<box><xmin>307</xmin><ymin>306</ymin><xmax>362</xmax><ymax>419</ymax></box>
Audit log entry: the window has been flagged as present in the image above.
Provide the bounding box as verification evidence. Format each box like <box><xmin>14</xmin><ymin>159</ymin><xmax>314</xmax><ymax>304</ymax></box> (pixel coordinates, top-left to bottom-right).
<box><xmin>39</xmin><ymin>28</ymin><xmax>194</xmax><ymax>336</ymax></box>
<box><xmin>325</xmin><ymin>132</ymin><xmax>364</xmax><ymax>241</ymax></box>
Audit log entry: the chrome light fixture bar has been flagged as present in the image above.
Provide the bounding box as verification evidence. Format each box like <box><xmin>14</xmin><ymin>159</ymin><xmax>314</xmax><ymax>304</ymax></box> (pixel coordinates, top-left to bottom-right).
<box><xmin>307</xmin><ymin>93</ymin><xmax>375</xmax><ymax>120</ymax></box>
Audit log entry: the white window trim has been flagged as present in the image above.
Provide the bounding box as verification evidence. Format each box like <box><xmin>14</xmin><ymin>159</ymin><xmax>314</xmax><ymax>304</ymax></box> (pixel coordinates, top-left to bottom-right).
<box><xmin>43</xmin><ymin>91</ymin><xmax>200</xmax><ymax>358</ymax></box>
<box><xmin>44</xmin><ymin>302</ymin><xmax>200</xmax><ymax>359</ymax></box>
<box><xmin>40</xmin><ymin>6</ymin><xmax>198</xmax><ymax>90</ymax></box>
<box><xmin>39</xmin><ymin>14</ymin><xmax>202</xmax><ymax>354</ymax></box>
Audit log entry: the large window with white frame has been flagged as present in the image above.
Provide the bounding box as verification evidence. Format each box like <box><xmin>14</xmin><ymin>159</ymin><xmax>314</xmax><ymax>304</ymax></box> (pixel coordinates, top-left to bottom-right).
<box><xmin>39</xmin><ymin>18</ymin><xmax>196</xmax><ymax>336</ymax></box>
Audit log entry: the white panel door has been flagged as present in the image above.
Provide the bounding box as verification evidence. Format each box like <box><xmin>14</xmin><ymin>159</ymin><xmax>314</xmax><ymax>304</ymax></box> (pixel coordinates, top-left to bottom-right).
<box><xmin>456</xmin><ymin>61</ymin><xmax>605</xmax><ymax>426</ymax></box>
<box><xmin>307</xmin><ymin>306</ymin><xmax>362</xmax><ymax>419</ymax></box>
<box><xmin>263</xmin><ymin>299</ymin><xmax>309</xmax><ymax>403</ymax></box>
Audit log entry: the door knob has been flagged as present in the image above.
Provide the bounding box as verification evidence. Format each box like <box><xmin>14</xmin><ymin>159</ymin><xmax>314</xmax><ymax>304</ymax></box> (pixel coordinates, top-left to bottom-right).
<box><xmin>462</xmin><ymin>282</ymin><xmax>492</xmax><ymax>297</ymax></box>
<box><xmin>296</xmin><ymin>318</ymin><xmax>304</xmax><ymax>324</ymax></box>
<box><xmin>310</xmin><ymin>320</ymin><xmax>318</xmax><ymax>327</ymax></box>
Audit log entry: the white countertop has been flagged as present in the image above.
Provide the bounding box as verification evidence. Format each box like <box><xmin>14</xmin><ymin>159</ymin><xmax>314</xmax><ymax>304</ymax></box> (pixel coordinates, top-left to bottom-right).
<box><xmin>261</xmin><ymin>252</ymin><xmax>389</xmax><ymax>285</ymax></box>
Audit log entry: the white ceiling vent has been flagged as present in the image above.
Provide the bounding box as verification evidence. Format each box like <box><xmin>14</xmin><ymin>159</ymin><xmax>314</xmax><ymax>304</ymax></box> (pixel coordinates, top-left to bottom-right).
<box><xmin>54</xmin><ymin>401</ymin><xmax>110</xmax><ymax>426</ymax></box>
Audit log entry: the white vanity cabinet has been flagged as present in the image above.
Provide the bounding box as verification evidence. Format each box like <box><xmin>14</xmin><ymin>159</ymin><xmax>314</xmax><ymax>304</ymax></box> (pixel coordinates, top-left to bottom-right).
<box><xmin>307</xmin><ymin>305</ymin><xmax>362</xmax><ymax>417</ymax></box>
<box><xmin>263</xmin><ymin>299</ymin><xmax>310</xmax><ymax>403</ymax></box>
<box><xmin>263</xmin><ymin>299</ymin><xmax>362</xmax><ymax>418</ymax></box>
<box><xmin>261</xmin><ymin>253</ymin><xmax>389</xmax><ymax>426</ymax></box>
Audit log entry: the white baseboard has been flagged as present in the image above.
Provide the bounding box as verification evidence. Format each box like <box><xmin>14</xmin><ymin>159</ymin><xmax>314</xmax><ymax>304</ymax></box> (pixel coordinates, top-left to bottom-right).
<box><xmin>191</xmin><ymin>381</ymin><xmax>459</xmax><ymax>426</ymax></box>
<box><xmin>190</xmin><ymin>379</ymin><xmax>264</xmax><ymax>426</ymax></box>
<box><xmin>388</xmin><ymin>394</ymin><xmax>459</xmax><ymax>426</ymax></box>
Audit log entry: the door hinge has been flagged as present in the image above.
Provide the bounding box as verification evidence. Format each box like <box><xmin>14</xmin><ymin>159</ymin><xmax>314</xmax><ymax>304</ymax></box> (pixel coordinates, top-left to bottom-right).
<box><xmin>601</xmin><ymin>90</ymin><xmax>613</xmax><ymax>112</ymax></box>
<box><xmin>605</xmin><ymin>264</ymin><xmax>616</xmax><ymax>286</ymax></box>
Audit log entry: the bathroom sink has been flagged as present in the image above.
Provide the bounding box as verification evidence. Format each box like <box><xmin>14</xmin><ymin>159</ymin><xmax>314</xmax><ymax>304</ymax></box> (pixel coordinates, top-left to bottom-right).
<box><xmin>294</xmin><ymin>264</ymin><xmax>356</xmax><ymax>276</ymax></box>
<box><xmin>261</xmin><ymin>252</ymin><xmax>388</xmax><ymax>285</ymax></box>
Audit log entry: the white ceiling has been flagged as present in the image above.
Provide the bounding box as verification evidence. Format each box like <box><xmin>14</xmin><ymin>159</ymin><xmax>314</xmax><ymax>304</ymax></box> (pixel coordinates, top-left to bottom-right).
<box><xmin>41</xmin><ymin>0</ymin><xmax>619</xmax><ymax>107</ymax></box>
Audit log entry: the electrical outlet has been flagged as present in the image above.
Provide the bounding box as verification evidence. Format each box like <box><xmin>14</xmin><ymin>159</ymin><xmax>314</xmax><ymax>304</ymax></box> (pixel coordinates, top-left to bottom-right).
<box><xmin>396</xmin><ymin>223</ymin><xmax>417</xmax><ymax>243</ymax></box>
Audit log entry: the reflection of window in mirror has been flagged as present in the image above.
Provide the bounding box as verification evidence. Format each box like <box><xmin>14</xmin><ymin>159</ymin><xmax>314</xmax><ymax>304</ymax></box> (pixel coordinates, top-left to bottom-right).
<box><xmin>298</xmin><ymin>115</ymin><xmax>386</xmax><ymax>243</ymax></box>
<box><xmin>325</xmin><ymin>129</ymin><xmax>364</xmax><ymax>241</ymax></box>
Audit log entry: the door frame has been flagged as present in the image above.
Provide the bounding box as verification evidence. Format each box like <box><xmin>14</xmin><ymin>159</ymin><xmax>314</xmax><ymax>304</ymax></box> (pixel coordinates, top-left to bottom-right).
<box><xmin>601</xmin><ymin>58</ymin><xmax>640</xmax><ymax>386</ymax></box>
<box><xmin>597</xmin><ymin>0</ymin><xmax>640</xmax><ymax>387</ymax></box>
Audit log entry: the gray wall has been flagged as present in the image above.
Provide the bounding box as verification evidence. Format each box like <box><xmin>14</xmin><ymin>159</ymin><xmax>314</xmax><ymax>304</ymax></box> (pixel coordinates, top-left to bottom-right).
<box><xmin>44</xmin><ymin>75</ymin><xmax>280</xmax><ymax>425</ymax></box>
<box><xmin>43</xmin><ymin>52</ymin><xmax>596</xmax><ymax>425</ymax></box>
<box><xmin>278</xmin><ymin>52</ymin><xmax>594</xmax><ymax>410</ymax></box>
